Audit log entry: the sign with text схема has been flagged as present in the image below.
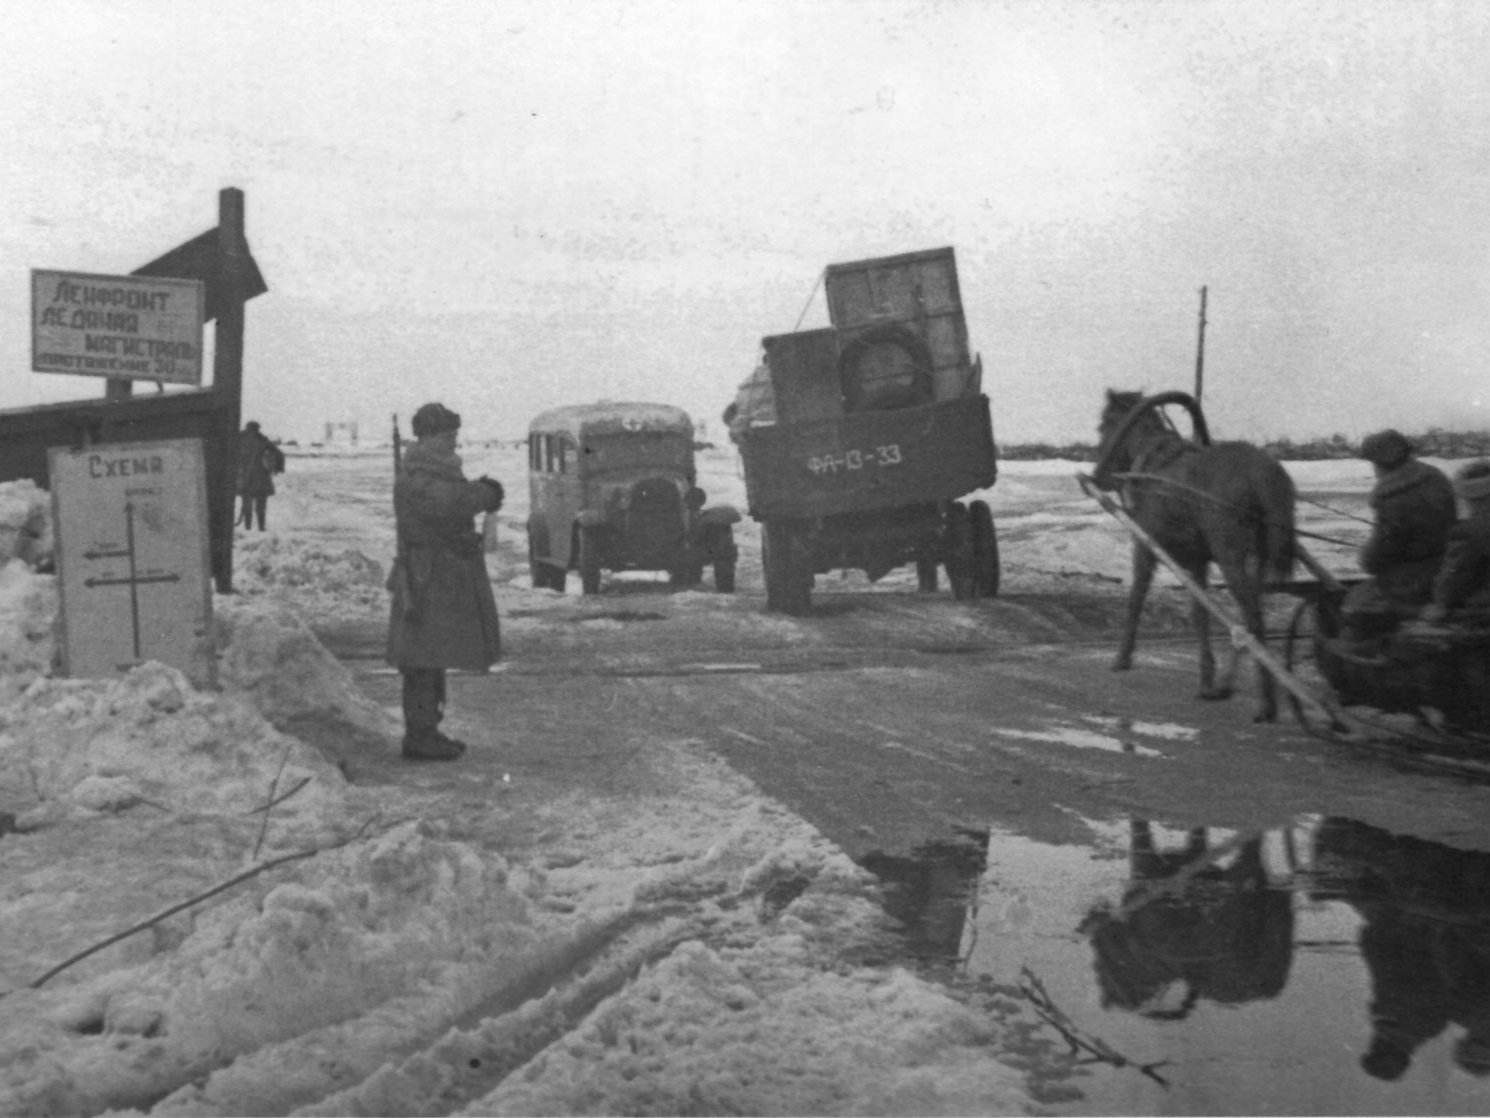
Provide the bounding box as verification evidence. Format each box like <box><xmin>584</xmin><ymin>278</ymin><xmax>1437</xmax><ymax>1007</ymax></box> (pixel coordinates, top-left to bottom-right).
<box><xmin>50</xmin><ymin>438</ymin><xmax>216</xmax><ymax>688</ymax></box>
<box><xmin>32</xmin><ymin>269</ymin><xmax>205</xmax><ymax>385</ymax></box>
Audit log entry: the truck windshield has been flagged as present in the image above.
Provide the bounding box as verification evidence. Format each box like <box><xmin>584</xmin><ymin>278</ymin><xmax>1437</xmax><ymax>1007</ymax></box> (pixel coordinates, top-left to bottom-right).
<box><xmin>580</xmin><ymin>433</ymin><xmax>692</xmax><ymax>474</ymax></box>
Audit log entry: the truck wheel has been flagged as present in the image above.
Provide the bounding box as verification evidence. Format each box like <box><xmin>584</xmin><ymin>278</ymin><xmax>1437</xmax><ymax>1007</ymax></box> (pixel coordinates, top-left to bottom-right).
<box><xmin>763</xmin><ymin>521</ymin><xmax>811</xmax><ymax>615</ymax></box>
<box><xmin>915</xmin><ymin>557</ymin><xmax>939</xmax><ymax>592</ymax></box>
<box><xmin>969</xmin><ymin>500</ymin><xmax>1000</xmax><ymax>598</ymax></box>
<box><xmin>669</xmin><ymin>562</ymin><xmax>703</xmax><ymax>589</ymax></box>
<box><xmin>944</xmin><ymin>503</ymin><xmax>975</xmax><ymax>601</ymax></box>
<box><xmin>578</xmin><ymin>526</ymin><xmax>603</xmax><ymax>595</ymax></box>
<box><xmin>528</xmin><ymin>533</ymin><xmax>545</xmax><ymax>588</ymax></box>
<box><xmin>714</xmin><ymin>560</ymin><xmax>737</xmax><ymax>594</ymax></box>
<box><xmin>529</xmin><ymin>532</ymin><xmax>562</xmax><ymax>591</ymax></box>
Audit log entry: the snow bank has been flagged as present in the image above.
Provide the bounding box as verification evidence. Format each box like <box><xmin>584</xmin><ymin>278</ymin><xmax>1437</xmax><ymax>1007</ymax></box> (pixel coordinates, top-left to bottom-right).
<box><xmin>472</xmin><ymin>921</ymin><xmax>1032</xmax><ymax>1116</ymax></box>
<box><xmin>0</xmin><ymin>479</ymin><xmax>53</xmax><ymax>568</ymax></box>
<box><xmin>0</xmin><ymin>821</ymin><xmax>539</xmax><ymax>1118</ymax></box>
<box><xmin>214</xmin><ymin>597</ymin><xmax>398</xmax><ymax>762</ymax></box>
<box><xmin>0</xmin><ymin>661</ymin><xmax>349</xmax><ymax>830</ymax></box>
<box><xmin>233</xmin><ymin>535</ymin><xmax>387</xmax><ymax>622</ymax></box>
<box><xmin>0</xmin><ymin>562</ymin><xmax>57</xmax><ymax>705</ymax></box>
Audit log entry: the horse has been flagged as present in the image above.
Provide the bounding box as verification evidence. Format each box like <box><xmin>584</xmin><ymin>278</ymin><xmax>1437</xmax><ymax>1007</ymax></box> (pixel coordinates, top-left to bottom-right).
<box><xmin>1094</xmin><ymin>389</ymin><xmax>1297</xmax><ymax>721</ymax></box>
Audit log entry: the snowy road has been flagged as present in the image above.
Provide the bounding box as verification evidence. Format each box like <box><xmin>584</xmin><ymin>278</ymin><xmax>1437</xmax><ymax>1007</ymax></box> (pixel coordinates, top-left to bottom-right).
<box><xmin>10</xmin><ymin>445</ymin><xmax>1484</xmax><ymax>1115</ymax></box>
<box><xmin>336</xmin><ymin>580</ymin><xmax>1490</xmax><ymax>868</ymax></box>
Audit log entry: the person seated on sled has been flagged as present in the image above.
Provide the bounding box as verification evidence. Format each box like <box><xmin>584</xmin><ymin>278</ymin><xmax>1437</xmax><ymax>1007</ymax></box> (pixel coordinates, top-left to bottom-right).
<box><xmin>1338</xmin><ymin>429</ymin><xmax>1456</xmax><ymax>652</ymax></box>
<box><xmin>1418</xmin><ymin>459</ymin><xmax>1490</xmax><ymax>628</ymax></box>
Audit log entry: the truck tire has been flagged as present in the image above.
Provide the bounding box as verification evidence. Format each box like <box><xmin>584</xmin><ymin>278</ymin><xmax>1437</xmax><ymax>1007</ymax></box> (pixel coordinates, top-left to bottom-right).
<box><xmin>915</xmin><ymin>557</ymin><xmax>940</xmax><ymax>592</ymax></box>
<box><xmin>714</xmin><ymin>560</ymin><xmax>737</xmax><ymax>594</ymax></box>
<box><xmin>837</xmin><ymin>325</ymin><xmax>935</xmax><ymax>412</ymax></box>
<box><xmin>969</xmin><ymin>500</ymin><xmax>1000</xmax><ymax>598</ymax></box>
<box><xmin>763</xmin><ymin>520</ymin><xmax>811</xmax><ymax>615</ymax></box>
<box><xmin>578</xmin><ymin>526</ymin><xmax>603</xmax><ymax>596</ymax></box>
<box><xmin>529</xmin><ymin>531</ymin><xmax>563</xmax><ymax>591</ymax></box>
<box><xmin>944</xmin><ymin>503</ymin><xmax>975</xmax><ymax>601</ymax></box>
<box><xmin>669</xmin><ymin>562</ymin><xmax>704</xmax><ymax>589</ymax></box>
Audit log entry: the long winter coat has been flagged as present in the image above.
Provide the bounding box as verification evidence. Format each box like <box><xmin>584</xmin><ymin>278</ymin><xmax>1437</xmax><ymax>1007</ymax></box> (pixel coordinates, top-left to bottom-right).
<box><xmin>1430</xmin><ymin>514</ymin><xmax>1490</xmax><ymax>619</ymax></box>
<box><xmin>1360</xmin><ymin>458</ymin><xmax>1457</xmax><ymax>606</ymax></box>
<box><xmin>385</xmin><ymin>440</ymin><xmax>501</xmax><ymax>671</ymax></box>
<box><xmin>237</xmin><ymin>431</ymin><xmax>283</xmax><ymax>497</ymax></box>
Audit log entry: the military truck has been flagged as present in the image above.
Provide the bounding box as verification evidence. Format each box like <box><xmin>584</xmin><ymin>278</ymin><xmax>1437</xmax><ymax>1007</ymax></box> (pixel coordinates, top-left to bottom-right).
<box><xmin>733</xmin><ymin>247</ymin><xmax>999</xmax><ymax>614</ymax></box>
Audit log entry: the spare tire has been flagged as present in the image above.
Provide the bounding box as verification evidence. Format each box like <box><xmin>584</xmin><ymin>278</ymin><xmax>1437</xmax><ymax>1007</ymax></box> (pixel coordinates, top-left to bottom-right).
<box><xmin>837</xmin><ymin>325</ymin><xmax>935</xmax><ymax>412</ymax></box>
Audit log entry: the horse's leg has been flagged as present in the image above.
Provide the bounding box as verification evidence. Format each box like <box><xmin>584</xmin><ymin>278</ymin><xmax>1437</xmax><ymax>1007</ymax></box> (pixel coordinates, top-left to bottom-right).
<box><xmin>1190</xmin><ymin>562</ymin><xmax>1225</xmax><ymax>699</ymax></box>
<box><xmin>1113</xmin><ymin>544</ymin><xmax>1157</xmax><ymax>671</ymax></box>
<box><xmin>1218</xmin><ymin>558</ymin><xmax>1276</xmax><ymax>721</ymax></box>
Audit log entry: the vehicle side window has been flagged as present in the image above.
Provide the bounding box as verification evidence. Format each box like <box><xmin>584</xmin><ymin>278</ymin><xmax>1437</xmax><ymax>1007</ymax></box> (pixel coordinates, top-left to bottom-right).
<box><xmin>528</xmin><ymin>434</ymin><xmax>541</xmax><ymax>472</ymax></box>
<box><xmin>557</xmin><ymin>437</ymin><xmax>574</xmax><ymax>474</ymax></box>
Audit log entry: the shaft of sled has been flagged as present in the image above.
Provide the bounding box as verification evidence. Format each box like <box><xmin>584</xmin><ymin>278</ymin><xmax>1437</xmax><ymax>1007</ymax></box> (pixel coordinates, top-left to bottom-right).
<box><xmin>1293</xmin><ymin>541</ymin><xmax>1348</xmax><ymax>594</ymax></box>
<box><xmin>1079</xmin><ymin>475</ymin><xmax>1342</xmax><ymax>724</ymax></box>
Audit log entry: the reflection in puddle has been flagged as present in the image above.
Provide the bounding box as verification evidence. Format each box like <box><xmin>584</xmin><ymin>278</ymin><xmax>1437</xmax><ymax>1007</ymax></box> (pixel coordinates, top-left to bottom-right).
<box><xmin>862</xmin><ymin>816</ymin><xmax>1490</xmax><ymax>1115</ymax></box>
<box><xmin>1081</xmin><ymin>821</ymin><xmax>1294</xmax><ymax>1021</ymax></box>
<box><xmin>859</xmin><ymin>828</ymin><xmax>989</xmax><ymax>963</ymax></box>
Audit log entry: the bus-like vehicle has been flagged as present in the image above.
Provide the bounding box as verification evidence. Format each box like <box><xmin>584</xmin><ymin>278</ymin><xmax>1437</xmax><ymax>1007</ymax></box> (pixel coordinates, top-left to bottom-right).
<box><xmin>526</xmin><ymin>402</ymin><xmax>739</xmax><ymax>595</ymax></box>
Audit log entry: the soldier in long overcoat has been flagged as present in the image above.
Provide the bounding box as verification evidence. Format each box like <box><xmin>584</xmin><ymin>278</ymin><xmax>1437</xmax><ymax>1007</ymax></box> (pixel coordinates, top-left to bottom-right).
<box><xmin>236</xmin><ymin>420</ymin><xmax>284</xmax><ymax>531</ymax></box>
<box><xmin>386</xmin><ymin>402</ymin><xmax>504</xmax><ymax>761</ymax></box>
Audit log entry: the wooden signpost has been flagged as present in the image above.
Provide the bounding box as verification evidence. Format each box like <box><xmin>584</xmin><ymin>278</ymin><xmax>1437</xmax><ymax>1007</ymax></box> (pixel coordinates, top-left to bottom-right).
<box><xmin>49</xmin><ymin>437</ymin><xmax>216</xmax><ymax>688</ymax></box>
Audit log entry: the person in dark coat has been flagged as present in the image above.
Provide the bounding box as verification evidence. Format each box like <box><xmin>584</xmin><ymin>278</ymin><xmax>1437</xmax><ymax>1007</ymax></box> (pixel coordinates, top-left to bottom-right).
<box><xmin>386</xmin><ymin>402</ymin><xmax>504</xmax><ymax>761</ymax></box>
<box><xmin>1339</xmin><ymin>429</ymin><xmax>1456</xmax><ymax>648</ymax></box>
<box><xmin>1420</xmin><ymin>459</ymin><xmax>1490</xmax><ymax>626</ymax></box>
<box><xmin>237</xmin><ymin>420</ymin><xmax>285</xmax><ymax>531</ymax></box>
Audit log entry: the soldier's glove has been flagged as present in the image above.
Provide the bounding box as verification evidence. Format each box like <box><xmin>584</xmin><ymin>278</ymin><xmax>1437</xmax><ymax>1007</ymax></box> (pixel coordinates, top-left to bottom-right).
<box><xmin>477</xmin><ymin>476</ymin><xmax>505</xmax><ymax>512</ymax></box>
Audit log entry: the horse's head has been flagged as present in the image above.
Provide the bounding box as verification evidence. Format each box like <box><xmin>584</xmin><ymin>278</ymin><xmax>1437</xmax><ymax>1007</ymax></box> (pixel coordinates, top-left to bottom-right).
<box><xmin>1093</xmin><ymin>389</ymin><xmax>1156</xmax><ymax>487</ymax></box>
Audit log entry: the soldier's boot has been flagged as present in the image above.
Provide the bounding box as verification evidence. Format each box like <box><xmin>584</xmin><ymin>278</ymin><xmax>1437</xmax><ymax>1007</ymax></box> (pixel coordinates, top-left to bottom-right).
<box><xmin>403</xmin><ymin>732</ymin><xmax>464</xmax><ymax>761</ymax></box>
<box><xmin>401</xmin><ymin>670</ymin><xmax>463</xmax><ymax>761</ymax></box>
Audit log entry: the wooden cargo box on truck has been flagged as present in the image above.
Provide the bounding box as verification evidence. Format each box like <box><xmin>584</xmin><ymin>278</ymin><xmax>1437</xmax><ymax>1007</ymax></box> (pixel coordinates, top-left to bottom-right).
<box><xmin>735</xmin><ymin>246</ymin><xmax>1000</xmax><ymax>614</ymax></box>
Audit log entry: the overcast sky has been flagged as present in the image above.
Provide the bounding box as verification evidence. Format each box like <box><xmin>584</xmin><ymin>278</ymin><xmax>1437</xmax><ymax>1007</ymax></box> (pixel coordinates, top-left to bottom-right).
<box><xmin>3</xmin><ymin>0</ymin><xmax>1487</xmax><ymax>446</ymax></box>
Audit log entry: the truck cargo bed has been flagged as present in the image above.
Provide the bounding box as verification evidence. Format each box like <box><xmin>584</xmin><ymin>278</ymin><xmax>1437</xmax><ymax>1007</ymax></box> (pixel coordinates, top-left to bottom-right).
<box><xmin>740</xmin><ymin>395</ymin><xmax>997</xmax><ymax>519</ymax></box>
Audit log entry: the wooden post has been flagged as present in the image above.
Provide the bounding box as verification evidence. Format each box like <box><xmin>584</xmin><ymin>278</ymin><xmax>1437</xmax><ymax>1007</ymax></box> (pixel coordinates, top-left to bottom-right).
<box><xmin>212</xmin><ymin>188</ymin><xmax>247</xmax><ymax>593</ymax></box>
<box><xmin>1193</xmin><ymin>285</ymin><xmax>1208</xmax><ymax>405</ymax></box>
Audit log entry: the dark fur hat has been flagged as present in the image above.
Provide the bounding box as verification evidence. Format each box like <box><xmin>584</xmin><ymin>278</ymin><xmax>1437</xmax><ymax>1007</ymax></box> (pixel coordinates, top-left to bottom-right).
<box><xmin>411</xmin><ymin>402</ymin><xmax>461</xmax><ymax>437</ymax></box>
<box><xmin>1360</xmin><ymin>429</ymin><xmax>1412</xmax><ymax>468</ymax></box>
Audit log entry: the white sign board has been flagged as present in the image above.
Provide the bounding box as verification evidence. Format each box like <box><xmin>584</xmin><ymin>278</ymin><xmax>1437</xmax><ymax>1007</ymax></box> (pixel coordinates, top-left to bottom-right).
<box><xmin>50</xmin><ymin>438</ymin><xmax>216</xmax><ymax>688</ymax></box>
<box><xmin>32</xmin><ymin>269</ymin><xmax>205</xmax><ymax>385</ymax></box>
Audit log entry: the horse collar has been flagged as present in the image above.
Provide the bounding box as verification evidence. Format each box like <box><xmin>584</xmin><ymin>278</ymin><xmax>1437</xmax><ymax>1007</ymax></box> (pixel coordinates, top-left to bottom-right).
<box><xmin>1132</xmin><ymin>439</ymin><xmax>1199</xmax><ymax>474</ymax></box>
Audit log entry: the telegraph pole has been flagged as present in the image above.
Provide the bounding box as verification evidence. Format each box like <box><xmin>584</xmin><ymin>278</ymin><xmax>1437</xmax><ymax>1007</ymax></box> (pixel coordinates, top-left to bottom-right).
<box><xmin>1194</xmin><ymin>285</ymin><xmax>1208</xmax><ymax>404</ymax></box>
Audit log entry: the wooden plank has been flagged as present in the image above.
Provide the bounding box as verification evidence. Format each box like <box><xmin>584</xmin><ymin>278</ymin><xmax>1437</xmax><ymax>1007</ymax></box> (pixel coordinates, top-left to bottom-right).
<box><xmin>762</xmin><ymin>329</ymin><xmax>842</xmax><ymax>425</ymax></box>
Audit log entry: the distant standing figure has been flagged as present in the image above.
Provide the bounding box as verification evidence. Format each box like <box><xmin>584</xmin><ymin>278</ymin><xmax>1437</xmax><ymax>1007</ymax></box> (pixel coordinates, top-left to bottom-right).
<box><xmin>1338</xmin><ymin>429</ymin><xmax>1456</xmax><ymax>648</ymax></box>
<box><xmin>237</xmin><ymin>420</ymin><xmax>285</xmax><ymax>531</ymax></box>
<box><xmin>385</xmin><ymin>402</ymin><xmax>505</xmax><ymax>762</ymax></box>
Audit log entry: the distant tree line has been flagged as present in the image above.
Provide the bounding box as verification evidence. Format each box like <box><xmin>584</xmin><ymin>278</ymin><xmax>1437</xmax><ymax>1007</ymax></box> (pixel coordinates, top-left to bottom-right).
<box><xmin>997</xmin><ymin>428</ymin><xmax>1490</xmax><ymax>462</ymax></box>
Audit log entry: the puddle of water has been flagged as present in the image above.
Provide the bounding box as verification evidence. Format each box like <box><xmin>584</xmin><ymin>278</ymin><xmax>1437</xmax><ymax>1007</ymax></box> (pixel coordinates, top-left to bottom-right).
<box><xmin>861</xmin><ymin>816</ymin><xmax>1490</xmax><ymax>1115</ymax></box>
<box><xmin>988</xmin><ymin>723</ymin><xmax>1167</xmax><ymax>759</ymax></box>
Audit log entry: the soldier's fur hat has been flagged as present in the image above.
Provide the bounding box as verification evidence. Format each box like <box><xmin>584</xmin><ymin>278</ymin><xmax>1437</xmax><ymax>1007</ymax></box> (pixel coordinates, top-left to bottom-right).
<box><xmin>1359</xmin><ymin>429</ymin><xmax>1412</xmax><ymax>468</ymax></box>
<box><xmin>412</xmin><ymin>402</ymin><xmax>461</xmax><ymax>437</ymax></box>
